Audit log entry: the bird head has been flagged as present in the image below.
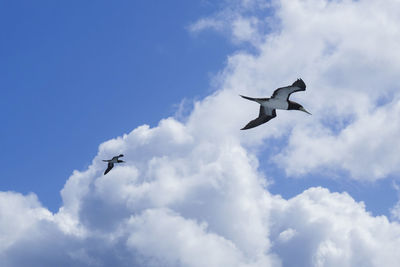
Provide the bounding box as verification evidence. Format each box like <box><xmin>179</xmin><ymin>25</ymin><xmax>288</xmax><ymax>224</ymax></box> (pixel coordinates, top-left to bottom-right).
<box><xmin>299</xmin><ymin>106</ymin><xmax>312</xmax><ymax>115</ymax></box>
<box><xmin>288</xmin><ymin>101</ymin><xmax>312</xmax><ymax>115</ymax></box>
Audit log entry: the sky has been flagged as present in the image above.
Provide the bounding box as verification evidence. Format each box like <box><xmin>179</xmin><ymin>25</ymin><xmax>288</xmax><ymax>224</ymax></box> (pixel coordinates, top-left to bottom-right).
<box><xmin>1</xmin><ymin>0</ymin><xmax>235</xmax><ymax>211</ymax></box>
<box><xmin>1</xmin><ymin>0</ymin><xmax>400</xmax><ymax>266</ymax></box>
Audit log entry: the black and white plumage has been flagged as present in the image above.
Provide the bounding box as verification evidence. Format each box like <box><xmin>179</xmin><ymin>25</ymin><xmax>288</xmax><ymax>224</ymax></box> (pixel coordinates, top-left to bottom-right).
<box><xmin>102</xmin><ymin>154</ymin><xmax>125</xmax><ymax>175</ymax></box>
<box><xmin>240</xmin><ymin>78</ymin><xmax>311</xmax><ymax>130</ymax></box>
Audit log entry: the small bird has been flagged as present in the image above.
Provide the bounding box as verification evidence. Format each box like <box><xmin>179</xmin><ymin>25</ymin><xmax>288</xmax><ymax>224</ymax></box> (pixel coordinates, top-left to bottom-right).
<box><xmin>240</xmin><ymin>78</ymin><xmax>311</xmax><ymax>130</ymax></box>
<box><xmin>103</xmin><ymin>154</ymin><xmax>125</xmax><ymax>175</ymax></box>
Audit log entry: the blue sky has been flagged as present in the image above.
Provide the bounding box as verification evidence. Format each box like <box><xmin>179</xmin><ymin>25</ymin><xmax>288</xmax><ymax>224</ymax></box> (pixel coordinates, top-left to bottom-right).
<box><xmin>1</xmin><ymin>0</ymin><xmax>235</xmax><ymax>211</ymax></box>
<box><xmin>1</xmin><ymin>1</ymin><xmax>400</xmax><ymax>266</ymax></box>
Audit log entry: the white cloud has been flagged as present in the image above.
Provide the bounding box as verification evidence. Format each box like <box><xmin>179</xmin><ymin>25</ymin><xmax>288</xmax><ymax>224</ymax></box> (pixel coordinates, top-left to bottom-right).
<box><xmin>275</xmin><ymin>98</ymin><xmax>400</xmax><ymax>179</ymax></box>
<box><xmin>390</xmin><ymin>182</ymin><xmax>400</xmax><ymax>222</ymax></box>
<box><xmin>391</xmin><ymin>202</ymin><xmax>400</xmax><ymax>221</ymax></box>
<box><xmin>277</xmin><ymin>228</ymin><xmax>297</xmax><ymax>243</ymax></box>
<box><xmin>191</xmin><ymin>0</ymin><xmax>400</xmax><ymax>180</ymax></box>
<box><xmin>2</xmin><ymin>0</ymin><xmax>400</xmax><ymax>266</ymax></box>
<box><xmin>188</xmin><ymin>0</ymin><xmax>272</xmax><ymax>45</ymax></box>
<box><xmin>126</xmin><ymin>208</ymin><xmax>276</xmax><ymax>267</ymax></box>
<box><xmin>0</xmin><ymin>192</ymin><xmax>53</xmax><ymax>251</ymax></box>
<box><xmin>2</xmin><ymin>116</ymin><xmax>400</xmax><ymax>266</ymax></box>
<box><xmin>189</xmin><ymin>17</ymin><xmax>225</xmax><ymax>33</ymax></box>
<box><xmin>2</xmin><ymin>151</ymin><xmax>400</xmax><ymax>266</ymax></box>
<box><xmin>270</xmin><ymin>187</ymin><xmax>400</xmax><ymax>267</ymax></box>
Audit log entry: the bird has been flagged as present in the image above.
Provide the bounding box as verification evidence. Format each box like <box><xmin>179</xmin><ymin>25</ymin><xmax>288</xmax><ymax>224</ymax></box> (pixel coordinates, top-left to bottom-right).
<box><xmin>103</xmin><ymin>154</ymin><xmax>125</xmax><ymax>175</ymax></box>
<box><xmin>240</xmin><ymin>78</ymin><xmax>311</xmax><ymax>130</ymax></box>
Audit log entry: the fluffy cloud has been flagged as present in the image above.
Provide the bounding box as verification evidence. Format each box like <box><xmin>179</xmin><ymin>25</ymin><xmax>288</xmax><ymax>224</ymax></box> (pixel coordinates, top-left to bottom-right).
<box><xmin>270</xmin><ymin>187</ymin><xmax>400</xmax><ymax>267</ymax></box>
<box><xmin>2</xmin><ymin>0</ymin><xmax>400</xmax><ymax>266</ymax></box>
<box><xmin>276</xmin><ymin>99</ymin><xmax>400</xmax><ymax>179</ymax></box>
<box><xmin>268</xmin><ymin>0</ymin><xmax>400</xmax><ymax>180</ymax></box>
<box><xmin>2</xmin><ymin>118</ymin><xmax>400</xmax><ymax>266</ymax></box>
<box><xmin>191</xmin><ymin>0</ymin><xmax>400</xmax><ymax>180</ymax></box>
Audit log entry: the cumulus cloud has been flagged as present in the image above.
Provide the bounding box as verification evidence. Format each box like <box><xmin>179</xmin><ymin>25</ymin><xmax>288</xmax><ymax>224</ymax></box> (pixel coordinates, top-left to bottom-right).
<box><xmin>2</xmin><ymin>128</ymin><xmax>400</xmax><ymax>266</ymax></box>
<box><xmin>2</xmin><ymin>0</ymin><xmax>400</xmax><ymax>266</ymax></box>
<box><xmin>2</xmin><ymin>119</ymin><xmax>400</xmax><ymax>266</ymax></box>
<box><xmin>276</xmin><ymin>99</ymin><xmax>400</xmax><ymax>179</ymax></box>
<box><xmin>270</xmin><ymin>187</ymin><xmax>400</xmax><ymax>267</ymax></box>
<box><xmin>192</xmin><ymin>0</ymin><xmax>400</xmax><ymax>180</ymax></box>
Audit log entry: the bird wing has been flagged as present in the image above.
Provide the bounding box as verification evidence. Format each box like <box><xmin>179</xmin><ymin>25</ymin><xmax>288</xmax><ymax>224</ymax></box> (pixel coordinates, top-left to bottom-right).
<box><xmin>241</xmin><ymin>106</ymin><xmax>276</xmax><ymax>130</ymax></box>
<box><xmin>271</xmin><ymin>79</ymin><xmax>306</xmax><ymax>101</ymax></box>
<box><xmin>104</xmin><ymin>162</ymin><xmax>114</xmax><ymax>175</ymax></box>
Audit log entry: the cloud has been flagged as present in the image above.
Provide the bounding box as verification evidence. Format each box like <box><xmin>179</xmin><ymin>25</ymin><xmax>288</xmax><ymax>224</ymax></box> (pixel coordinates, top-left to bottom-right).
<box><xmin>2</xmin><ymin>142</ymin><xmax>400</xmax><ymax>266</ymax></box>
<box><xmin>188</xmin><ymin>0</ymin><xmax>273</xmax><ymax>45</ymax></box>
<box><xmin>0</xmin><ymin>192</ymin><xmax>53</xmax><ymax>252</ymax></box>
<box><xmin>2</xmin><ymin>0</ymin><xmax>400</xmax><ymax>266</ymax></box>
<box><xmin>126</xmin><ymin>208</ymin><xmax>275</xmax><ymax>267</ymax></box>
<box><xmin>2</xmin><ymin>117</ymin><xmax>400</xmax><ymax>266</ymax></box>
<box><xmin>270</xmin><ymin>187</ymin><xmax>400</xmax><ymax>267</ymax></box>
<box><xmin>191</xmin><ymin>0</ymin><xmax>400</xmax><ymax>180</ymax></box>
<box><xmin>266</xmin><ymin>0</ymin><xmax>400</xmax><ymax>180</ymax></box>
<box><xmin>275</xmin><ymin>98</ymin><xmax>400</xmax><ymax>179</ymax></box>
<box><xmin>390</xmin><ymin>182</ymin><xmax>400</xmax><ymax>222</ymax></box>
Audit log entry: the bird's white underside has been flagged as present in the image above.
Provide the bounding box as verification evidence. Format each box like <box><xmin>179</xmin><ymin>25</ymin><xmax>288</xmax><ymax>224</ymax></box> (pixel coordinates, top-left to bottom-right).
<box><xmin>262</xmin><ymin>98</ymin><xmax>289</xmax><ymax>111</ymax></box>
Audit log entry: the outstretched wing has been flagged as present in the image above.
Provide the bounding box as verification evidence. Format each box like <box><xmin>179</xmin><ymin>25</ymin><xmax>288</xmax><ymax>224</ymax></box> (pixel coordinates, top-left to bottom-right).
<box><xmin>241</xmin><ymin>106</ymin><xmax>276</xmax><ymax>130</ymax></box>
<box><xmin>104</xmin><ymin>162</ymin><xmax>114</xmax><ymax>175</ymax></box>
<box><xmin>271</xmin><ymin>78</ymin><xmax>306</xmax><ymax>101</ymax></box>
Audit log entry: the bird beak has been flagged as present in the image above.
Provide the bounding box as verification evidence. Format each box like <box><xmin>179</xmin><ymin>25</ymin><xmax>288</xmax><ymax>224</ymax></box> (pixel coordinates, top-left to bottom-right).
<box><xmin>300</xmin><ymin>107</ymin><xmax>312</xmax><ymax>115</ymax></box>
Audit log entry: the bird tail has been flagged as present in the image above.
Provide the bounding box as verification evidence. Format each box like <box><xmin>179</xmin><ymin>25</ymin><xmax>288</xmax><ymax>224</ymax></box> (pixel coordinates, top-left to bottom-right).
<box><xmin>292</xmin><ymin>78</ymin><xmax>306</xmax><ymax>90</ymax></box>
<box><xmin>240</xmin><ymin>95</ymin><xmax>267</xmax><ymax>104</ymax></box>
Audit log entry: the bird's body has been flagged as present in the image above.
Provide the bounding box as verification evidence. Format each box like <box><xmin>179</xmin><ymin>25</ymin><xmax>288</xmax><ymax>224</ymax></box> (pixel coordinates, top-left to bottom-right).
<box><xmin>103</xmin><ymin>154</ymin><xmax>124</xmax><ymax>175</ymax></box>
<box><xmin>240</xmin><ymin>79</ymin><xmax>311</xmax><ymax>130</ymax></box>
<box><xmin>262</xmin><ymin>98</ymin><xmax>289</xmax><ymax>110</ymax></box>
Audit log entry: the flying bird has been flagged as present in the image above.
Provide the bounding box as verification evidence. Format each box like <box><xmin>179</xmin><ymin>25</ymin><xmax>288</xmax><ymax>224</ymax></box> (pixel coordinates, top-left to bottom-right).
<box><xmin>240</xmin><ymin>78</ymin><xmax>311</xmax><ymax>130</ymax></box>
<box><xmin>103</xmin><ymin>154</ymin><xmax>125</xmax><ymax>175</ymax></box>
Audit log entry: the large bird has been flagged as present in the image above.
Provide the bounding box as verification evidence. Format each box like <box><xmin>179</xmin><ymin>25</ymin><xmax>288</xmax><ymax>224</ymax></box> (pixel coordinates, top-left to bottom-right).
<box><xmin>240</xmin><ymin>78</ymin><xmax>311</xmax><ymax>130</ymax></box>
<box><xmin>103</xmin><ymin>154</ymin><xmax>124</xmax><ymax>175</ymax></box>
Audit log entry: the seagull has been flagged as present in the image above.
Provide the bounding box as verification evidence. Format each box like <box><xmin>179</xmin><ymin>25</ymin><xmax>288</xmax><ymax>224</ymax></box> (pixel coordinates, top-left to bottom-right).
<box><xmin>103</xmin><ymin>154</ymin><xmax>124</xmax><ymax>175</ymax></box>
<box><xmin>240</xmin><ymin>78</ymin><xmax>311</xmax><ymax>130</ymax></box>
